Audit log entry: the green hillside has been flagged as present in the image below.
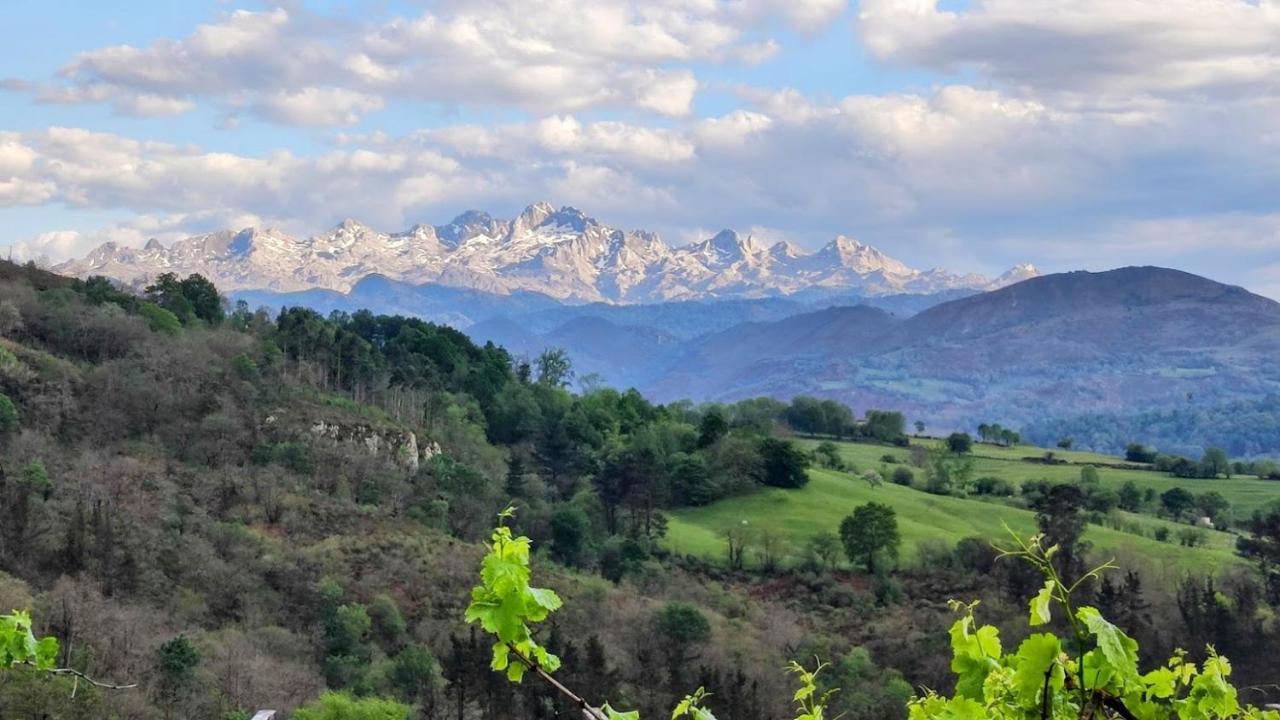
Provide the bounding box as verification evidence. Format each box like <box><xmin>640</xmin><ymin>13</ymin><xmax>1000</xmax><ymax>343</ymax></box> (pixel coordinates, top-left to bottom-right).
<box><xmin>814</xmin><ymin>437</ymin><xmax>1280</xmax><ymax>515</ymax></box>
<box><xmin>666</xmin><ymin>441</ymin><xmax>1257</xmax><ymax>576</ymax></box>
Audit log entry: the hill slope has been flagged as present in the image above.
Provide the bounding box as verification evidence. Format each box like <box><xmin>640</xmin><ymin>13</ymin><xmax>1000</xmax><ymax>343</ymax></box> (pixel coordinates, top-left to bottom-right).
<box><xmin>643</xmin><ymin>268</ymin><xmax>1280</xmax><ymax>455</ymax></box>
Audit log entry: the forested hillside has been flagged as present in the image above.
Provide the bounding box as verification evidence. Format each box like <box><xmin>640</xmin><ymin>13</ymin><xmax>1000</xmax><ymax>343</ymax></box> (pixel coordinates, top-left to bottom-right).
<box><xmin>1</xmin><ymin>262</ymin><xmax>1279</xmax><ymax>719</ymax></box>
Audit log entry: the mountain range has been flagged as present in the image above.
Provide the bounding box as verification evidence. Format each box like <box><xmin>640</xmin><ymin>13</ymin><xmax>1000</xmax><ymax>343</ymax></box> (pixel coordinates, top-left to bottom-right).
<box><xmin>468</xmin><ymin>267</ymin><xmax>1280</xmax><ymax>456</ymax></box>
<box><xmin>54</xmin><ymin>201</ymin><xmax>1038</xmax><ymax>303</ymax></box>
<box><xmin>47</xmin><ymin>202</ymin><xmax>1280</xmax><ymax>456</ymax></box>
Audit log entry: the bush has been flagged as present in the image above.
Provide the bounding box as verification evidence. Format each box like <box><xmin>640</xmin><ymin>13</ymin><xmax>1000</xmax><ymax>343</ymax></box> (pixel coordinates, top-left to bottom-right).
<box><xmin>138</xmin><ymin>301</ymin><xmax>182</xmax><ymax>336</ymax></box>
<box><xmin>654</xmin><ymin>603</ymin><xmax>711</xmax><ymax>644</ymax></box>
<box><xmin>891</xmin><ymin>466</ymin><xmax>915</xmax><ymax>486</ymax></box>
<box><xmin>759</xmin><ymin>438</ymin><xmax>810</xmax><ymax>488</ymax></box>
<box><xmin>1125</xmin><ymin>442</ymin><xmax>1157</xmax><ymax>464</ymax></box>
<box><xmin>915</xmin><ymin>539</ymin><xmax>956</xmax><ymax>570</ymax></box>
<box><xmin>1177</xmin><ymin>527</ymin><xmax>1208</xmax><ymax>547</ymax></box>
<box><xmin>954</xmin><ymin>537</ymin><xmax>998</xmax><ymax>574</ymax></box>
<box><xmin>293</xmin><ymin>691</ymin><xmax>410</xmax><ymax>720</ymax></box>
<box><xmin>0</xmin><ymin>393</ymin><xmax>18</xmax><ymax>434</ymax></box>
<box><xmin>274</xmin><ymin>442</ymin><xmax>315</xmax><ymax>475</ymax></box>
<box><xmin>973</xmin><ymin>476</ymin><xmax>1015</xmax><ymax>496</ymax></box>
<box><xmin>813</xmin><ymin>441</ymin><xmax>845</xmax><ymax>470</ymax></box>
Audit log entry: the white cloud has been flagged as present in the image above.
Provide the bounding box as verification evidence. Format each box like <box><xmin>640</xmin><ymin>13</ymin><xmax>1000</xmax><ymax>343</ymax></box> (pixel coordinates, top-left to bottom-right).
<box><xmin>730</xmin><ymin>0</ymin><xmax>848</xmax><ymax>33</ymax></box>
<box><xmin>253</xmin><ymin>88</ymin><xmax>385</xmax><ymax>127</ymax></box>
<box><xmin>694</xmin><ymin>110</ymin><xmax>773</xmax><ymax>147</ymax></box>
<box><xmin>6</xmin><ymin>71</ymin><xmax>1280</xmax><ymax>299</ymax></box>
<box><xmin>857</xmin><ymin>0</ymin><xmax>1280</xmax><ymax>107</ymax></box>
<box><xmin>6</xmin><ymin>210</ymin><xmax>270</xmax><ymax>263</ymax></box>
<box><xmin>25</xmin><ymin>1</ymin><xmax>845</xmax><ymax>126</ymax></box>
<box><xmin>412</xmin><ymin>116</ymin><xmax>697</xmax><ymax>164</ymax></box>
<box><xmin>630</xmin><ymin>69</ymin><xmax>699</xmax><ymax>116</ymax></box>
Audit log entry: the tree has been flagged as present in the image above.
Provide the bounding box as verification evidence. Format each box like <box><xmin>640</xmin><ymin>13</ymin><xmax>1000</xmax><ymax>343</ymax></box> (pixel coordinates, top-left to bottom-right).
<box><xmin>155</xmin><ymin>634</ymin><xmax>200</xmax><ymax>716</ymax></box>
<box><xmin>914</xmin><ymin>420</ymin><xmax>925</xmax><ymax>435</ymax></box>
<box><xmin>1196</xmin><ymin>491</ymin><xmax>1231</xmax><ymax>525</ymax></box>
<box><xmin>812</xmin><ymin>441</ymin><xmax>844</xmax><ymax>469</ymax></box>
<box><xmin>1201</xmin><ymin>447</ymin><xmax>1231</xmax><ymax>478</ymax></box>
<box><xmin>0</xmin><ymin>393</ymin><xmax>17</xmax><ymax>435</ymax></box>
<box><xmin>1031</xmin><ymin>483</ymin><xmax>1089</xmax><ymax>580</ymax></box>
<box><xmin>178</xmin><ymin>274</ymin><xmax>225</xmax><ymax>325</ymax></box>
<box><xmin>1117</xmin><ymin>480</ymin><xmax>1144</xmax><ymax>512</ymax></box>
<box><xmin>368</xmin><ymin>595</ymin><xmax>407</xmax><ymax>653</ymax></box>
<box><xmin>1057</xmin><ymin>437</ymin><xmax>1074</xmax><ymax>449</ymax></box>
<box><xmin>696</xmin><ymin>408</ymin><xmax>728</xmax><ymax>448</ymax></box>
<box><xmin>654</xmin><ymin>603</ymin><xmax>711</xmax><ymax>692</ymax></box>
<box><xmin>1238</xmin><ymin>500</ymin><xmax>1280</xmax><ymax>599</ymax></box>
<box><xmin>839</xmin><ymin>502</ymin><xmax>900</xmax><ymax>573</ymax></box>
<box><xmin>946</xmin><ymin>432</ymin><xmax>973</xmax><ymax>454</ymax></box>
<box><xmin>1160</xmin><ymin>487</ymin><xmax>1196</xmax><ymax>520</ymax></box>
<box><xmin>807</xmin><ymin>531</ymin><xmax>841</xmax><ymax>570</ymax></box>
<box><xmin>144</xmin><ymin>273</ymin><xmax>194</xmax><ymax>323</ymax></box>
<box><xmin>550</xmin><ymin>505</ymin><xmax>591</xmax><ymax>566</ymax></box>
<box><xmin>1079</xmin><ymin>465</ymin><xmax>1100</xmax><ymax>486</ymax></box>
<box><xmin>759</xmin><ymin>438</ymin><xmax>810</xmax><ymax>488</ymax></box>
<box><xmin>669</xmin><ymin>453</ymin><xmax>716</xmax><ymax>506</ymax></box>
<box><xmin>924</xmin><ymin>448</ymin><xmax>973</xmax><ymax>496</ymax></box>
<box><xmin>388</xmin><ymin>644</ymin><xmax>442</xmax><ymax>706</ymax></box>
<box><xmin>1125</xmin><ymin>442</ymin><xmax>1157</xmax><ymax>463</ymax></box>
<box><xmin>864</xmin><ymin>410</ymin><xmax>906</xmax><ymax>443</ymax></box>
<box><xmin>535</xmin><ymin>348</ymin><xmax>574</xmax><ymax>388</ymax></box>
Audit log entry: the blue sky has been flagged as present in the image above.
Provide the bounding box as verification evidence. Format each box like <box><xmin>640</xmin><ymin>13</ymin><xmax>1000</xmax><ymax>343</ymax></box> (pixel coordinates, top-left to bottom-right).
<box><xmin>2</xmin><ymin>0</ymin><xmax>1278</xmax><ymax>297</ymax></box>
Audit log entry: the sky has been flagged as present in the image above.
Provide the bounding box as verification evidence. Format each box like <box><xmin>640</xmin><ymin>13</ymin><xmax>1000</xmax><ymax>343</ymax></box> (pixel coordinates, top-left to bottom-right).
<box><xmin>1</xmin><ymin>0</ymin><xmax>1279</xmax><ymax>297</ymax></box>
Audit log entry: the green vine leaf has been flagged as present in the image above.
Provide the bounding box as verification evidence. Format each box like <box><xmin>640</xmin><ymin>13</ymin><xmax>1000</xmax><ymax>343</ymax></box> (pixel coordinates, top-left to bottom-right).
<box><xmin>1029</xmin><ymin>580</ymin><xmax>1054</xmax><ymax>627</ymax></box>
<box><xmin>0</xmin><ymin>611</ymin><xmax>60</xmax><ymax>671</ymax></box>
<box><xmin>464</xmin><ymin>507</ymin><xmax>561</xmax><ymax>684</ymax></box>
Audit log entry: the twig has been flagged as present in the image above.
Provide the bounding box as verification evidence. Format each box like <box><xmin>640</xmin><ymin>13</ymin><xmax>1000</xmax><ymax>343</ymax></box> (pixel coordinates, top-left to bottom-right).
<box><xmin>504</xmin><ymin>642</ymin><xmax>608</xmax><ymax>720</ymax></box>
<box><xmin>21</xmin><ymin>661</ymin><xmax>138</xmax><ymax>690</ymax></box>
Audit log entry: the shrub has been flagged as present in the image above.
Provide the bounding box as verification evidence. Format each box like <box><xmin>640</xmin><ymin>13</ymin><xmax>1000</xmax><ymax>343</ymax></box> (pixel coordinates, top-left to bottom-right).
<box><xmin>0</xmin><ymin>393</ymin><xmax>18</xmax><ymax>434</ymax></box>
<box><xmin>293</xmin><ymin>692</ymin><xmax>410</xmax><ymax>720</ymax></box>
<box><xmin>891</xmin><ymin>466</ymin><xmax>915</xmax><ymax>486</ymax></box>
<box><xmin>974</xmin><ymin>476</ymin><xmax>1015</xmax><ymax>496</ymax></box>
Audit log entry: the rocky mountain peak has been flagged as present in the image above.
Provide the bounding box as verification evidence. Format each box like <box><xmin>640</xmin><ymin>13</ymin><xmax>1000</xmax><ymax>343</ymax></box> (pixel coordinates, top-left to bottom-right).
<box><xmin>439</xmin><ymin>210</ymin><xmax>503</xmax><ymax>246</ymax></box>
<box><xmin>514</xmin><ymin>201</ymin><xmax>556</xmax><ymax>232</ymax></box>
<box><xmin>52</xmin><ymin>201</ymin><xmax>1037</xmax><ymax>303</ymax></box>
<box><xmin>991</xmin><ymin>263</ymin><xmax>1041</xmax><ymax>288</ymax></box>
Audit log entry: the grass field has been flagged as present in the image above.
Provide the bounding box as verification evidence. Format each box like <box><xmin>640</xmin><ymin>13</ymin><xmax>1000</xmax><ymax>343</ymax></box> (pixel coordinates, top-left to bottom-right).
<box><xmin>664</xmin><ymin>436</ymin><xmax>1275</xmax><ymax>578</ymax></box>
<box><xmin>805</xmin><ymin>437</ymin><xmax>1280</xmax><ymax>516</ymax></box>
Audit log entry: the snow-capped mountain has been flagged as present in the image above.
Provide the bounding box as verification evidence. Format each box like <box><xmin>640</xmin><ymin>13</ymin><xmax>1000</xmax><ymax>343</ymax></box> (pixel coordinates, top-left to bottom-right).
<box><xmin>54</xmin><ymin>202</ymin><xmax>1038</xmax><ymax>302</ymax></box>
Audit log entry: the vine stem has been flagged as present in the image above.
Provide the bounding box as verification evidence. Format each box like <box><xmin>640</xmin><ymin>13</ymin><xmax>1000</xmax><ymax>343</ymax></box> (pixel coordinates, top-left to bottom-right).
<box><xmin>505</xmin><ymin>642</ymin><xmax>609</xmax><ymax>720</ymax></box>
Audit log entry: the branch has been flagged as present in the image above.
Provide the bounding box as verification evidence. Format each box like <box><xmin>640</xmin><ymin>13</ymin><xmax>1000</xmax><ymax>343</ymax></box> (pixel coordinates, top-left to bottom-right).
<box><xmin>1096</xmin><ymin>691</ymin><xmax>1139</xmax><ymax>720</ymax></box>
<box><xmin>21</xmin><ymin>662</ymin><xmax>138</xmax><ymax>691</ymax></box>
<box><xmin>505</xmin><ymin>643</ymin><xmax>608</xmax><ymax>720</ymax></box>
